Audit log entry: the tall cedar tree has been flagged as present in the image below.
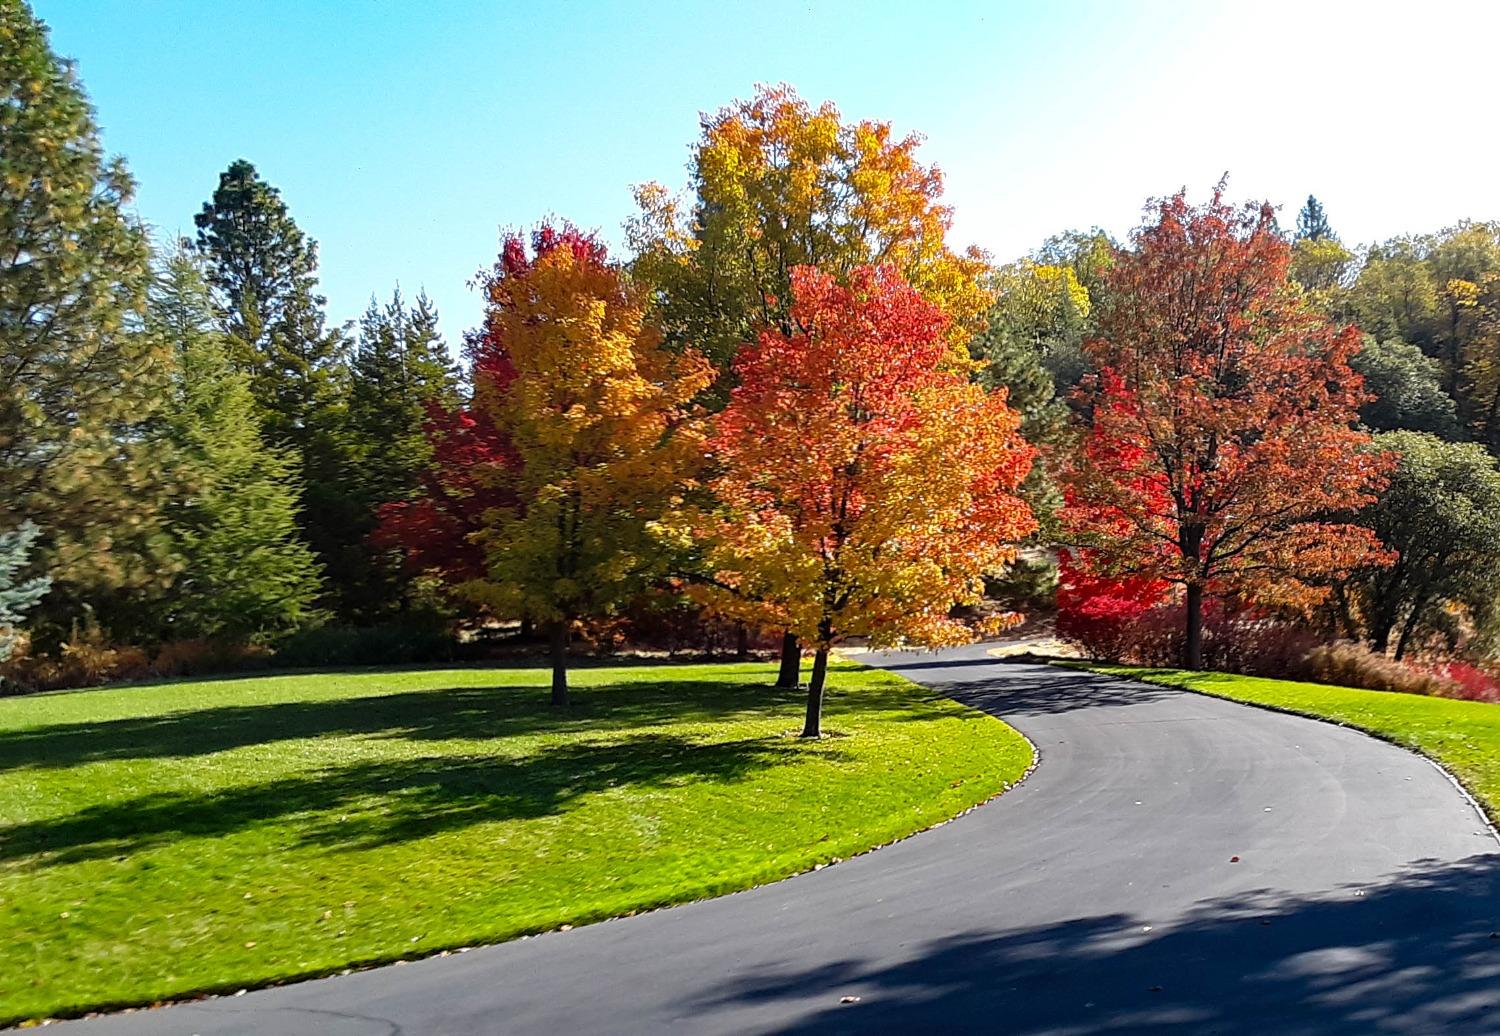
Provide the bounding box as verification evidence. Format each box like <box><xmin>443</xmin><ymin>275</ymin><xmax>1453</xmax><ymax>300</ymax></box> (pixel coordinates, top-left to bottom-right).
<box><xmin>1061</xmin><ymin>188</ymin><xmax>1391</xmax><ymax>669</ymax></box>
<box><xmin>460</xmin><ymin>226</ymin><xmax>712</xmax><ymax>704</ymax></box>
<box><xmin>629</xmin><ymin>83</ymin><xmax>992</xmax><ymax>682</ymax></box>
<box><xmin>697</xmin><ymin>266</ymin><xmax>1035</xmax><ymax>737</ymax></box>
<box><xmin>342</xmin><ymin>289</ymin><xmax>462</xmax><ymax>617</ymax></box>
<box><xmin>150</xmin><ymin>247</ymin><xmax>323</xmax><ymax>639</ymax></box>
<box><xmin>194</xmin><ymin>160</ymin><xmax>358</xmax><ymax>614</ymax></box>
<box><xmin>1295</xmin><ymin>195</ymin><xmax>1334</xmax><ymax>241</ymax></box>
<box><xmin>0</xmin><ymin>0</ymin><xmax>177</xmax><ymax>637</ymax></box>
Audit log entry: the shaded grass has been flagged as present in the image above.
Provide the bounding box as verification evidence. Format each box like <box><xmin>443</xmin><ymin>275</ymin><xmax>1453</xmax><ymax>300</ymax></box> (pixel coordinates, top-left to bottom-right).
<box><xmin>0</xmin><ymin>661</ymin><xmax>1031</xmax><ymax>1024</ymax></box>
<box><xmin>1072</xmin><ymin>663</ymin><xmax>1500</xmax><ymax>828</ymax></box>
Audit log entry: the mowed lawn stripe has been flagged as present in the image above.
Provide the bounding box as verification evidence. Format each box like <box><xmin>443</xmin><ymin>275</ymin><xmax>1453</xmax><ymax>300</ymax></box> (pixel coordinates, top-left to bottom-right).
<box><xmin>0</xmin><ymin>661</ymin><xmax>1031</xmax><ymax>1024</ymax></box>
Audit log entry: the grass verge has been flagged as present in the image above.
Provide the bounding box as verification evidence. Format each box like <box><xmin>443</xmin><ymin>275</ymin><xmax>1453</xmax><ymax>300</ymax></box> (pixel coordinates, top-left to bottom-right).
<box><xmin>0</xmin><ymin>661</ymin><xmax>1030</xmax><ymax>1024</ymax></box>
<box><xmin>1071</xmin><ymin>663</ymin><xmax>1500</xmax><ymax>828</ymax></box>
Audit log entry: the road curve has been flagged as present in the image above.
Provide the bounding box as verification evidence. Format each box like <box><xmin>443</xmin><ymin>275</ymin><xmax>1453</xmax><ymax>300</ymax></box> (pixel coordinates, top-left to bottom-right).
<box><xmin>50</xmin><ymin>648</ymin><xmax>1499</xmax><ymax>1035</ymax></box>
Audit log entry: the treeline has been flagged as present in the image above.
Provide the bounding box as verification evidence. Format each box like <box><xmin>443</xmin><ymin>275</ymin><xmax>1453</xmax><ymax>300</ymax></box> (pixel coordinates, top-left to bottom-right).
<box><xmin>5</xmin><ymin>0</ymin><xmax>1500</xmax><ymax>712</ymax></box>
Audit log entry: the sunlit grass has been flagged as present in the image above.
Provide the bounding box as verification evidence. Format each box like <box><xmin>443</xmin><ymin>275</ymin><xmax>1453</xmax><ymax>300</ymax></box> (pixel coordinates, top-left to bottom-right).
<box><xmin>0</xmin><ymin>661</ymin><xmax>1031</xmax><ymax>1024</ymax></box>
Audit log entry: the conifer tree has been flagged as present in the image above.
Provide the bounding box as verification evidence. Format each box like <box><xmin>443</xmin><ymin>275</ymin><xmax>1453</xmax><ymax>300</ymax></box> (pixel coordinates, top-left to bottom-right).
<box><xmin>1296</xmin><ymin>195</ymin><xmax>1335</xmax><ymax>241</ymax></box>
<box><xmin>194</xmin><ymin>159</ymin><xmax>356</xmax><ymax>613</ymax></box>
<box><xmin>339</xmin><ymin>288</ymin><xmax>463</xmax><ymax>618</ymax></box>
<box><xmin>0</xmin><ymin>521</ymin><xmax>50</xmax><ymax>662</ymax></box>
<box><xmin>0</xmin><ymin>0</ymin><xmax>176</xmax><ymax>634</ymax></box>
<box><xmin>150</xmin><ymin>247</ymin><xmax>323</xmax><ymax>639</ymax></box>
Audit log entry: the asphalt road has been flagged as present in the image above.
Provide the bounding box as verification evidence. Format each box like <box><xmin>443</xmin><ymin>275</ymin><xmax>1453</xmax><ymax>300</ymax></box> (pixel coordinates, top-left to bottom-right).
<box><xmin>50</xmin><ymin>647</ymin><xmax>1500</xmax><ymax>1034</ymax></box>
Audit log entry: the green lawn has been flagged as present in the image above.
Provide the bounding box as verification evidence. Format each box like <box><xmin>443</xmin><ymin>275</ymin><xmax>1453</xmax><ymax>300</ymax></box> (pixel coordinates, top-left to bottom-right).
<box><xmin>1075</xmin><ymin>664</ymin><xmax>1500</xmax><ymax>826</ymax></box>
<box><xmin>0</xmin><ymin>661</ymin><xmax>1030</xmax><ymax>1025</ymax></box>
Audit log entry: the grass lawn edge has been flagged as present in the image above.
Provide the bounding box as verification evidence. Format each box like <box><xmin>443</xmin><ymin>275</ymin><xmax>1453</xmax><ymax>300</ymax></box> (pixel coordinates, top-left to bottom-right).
<box><xmin>6</xmin><ymin>664</ymin><xmax>1037</xmax><ymax>1028</ymax></box>
<box><xmin>1056</xmin><ymin>660</ymin><xmax>1500</xmax><ymax>841</ymax></box>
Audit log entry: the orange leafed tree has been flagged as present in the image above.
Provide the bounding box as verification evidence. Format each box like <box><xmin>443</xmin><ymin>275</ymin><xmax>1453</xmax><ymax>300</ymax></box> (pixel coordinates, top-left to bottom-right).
<box><xmin>1060</xmin><ymin>187</ymin><xmax>1393</xmax><ymax>669</ymax></box>
<box><xmin>697</xmin><ymin>265</ymin><xmax>1035</xmax><ymax>736</ymax></box>
<box><xmin>462</xmin><ymin>225</ymin><xmax>713</xmax><ymax>704</ymax></box>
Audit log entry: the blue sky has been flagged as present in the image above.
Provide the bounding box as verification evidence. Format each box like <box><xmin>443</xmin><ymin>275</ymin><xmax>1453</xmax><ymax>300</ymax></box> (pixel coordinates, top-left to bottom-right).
<box><xmin>35</xmin><ymin>0</ymin><xmax>1500</xmax><ymax>344</ymax></box>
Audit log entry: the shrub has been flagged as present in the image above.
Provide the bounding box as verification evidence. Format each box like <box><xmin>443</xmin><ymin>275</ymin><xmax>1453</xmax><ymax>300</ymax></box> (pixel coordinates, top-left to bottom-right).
<box><xmin>1303</xmin><ymin>642</ymin><xmax>1463</xmax><ymax>698</ymax></box>
<box><xmin>151</xmin><ymin>638</ymin><xmax>273</xmax><ymax>678</ymax></box>
<box><xmin>273</xmin><ymin>624</ymin><xmax>458</xmax><ymax>668</ymax></box>
<box><xmin>1423</xmin><ymin>660</ymin><xmax>1500</xmax><ymax>703</ymax></box>
<box><xmin>0</xmin><ymin>624</ymin><xmax>149</xmax><ymax>693</ymax></box>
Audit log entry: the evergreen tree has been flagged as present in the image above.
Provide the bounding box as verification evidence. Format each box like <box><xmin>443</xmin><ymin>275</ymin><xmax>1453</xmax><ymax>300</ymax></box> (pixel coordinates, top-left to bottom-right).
<box><xmin>194</xmin><ymin>159</ymin><xmax>350</xmax><ymax>453</ymax></box>
<box><xmin>0</xmin><ymin>0</ymin><xmax>176</xmax><ymax>635</ymax></box>
<box><xmin>150</xmin><ymin>247</ymin><xmax>323</xmax><ymax>639</ymax></box>
<box><xmin>194</xmin><ymin>159</ymin><xmax>356</xmax><ymax>615</ymax></box>
<box><xmin>347</xmin><ymin>288</ymin><xmax>461</xmax><ymax>504</ymax></box>
<box><xmin>339</xmin><ymin>288</ymin><xmax>462</xmax><ymax>619</ymax></box>
<box><xmin>0</xmin><ymin>522</ymin><xmax>50</xmax><ymax>662</ymax></box>
<box><xmin>1296</xmin><ymin>195</ymin><xmax>1335</xmax><ymax>241</ymax></box>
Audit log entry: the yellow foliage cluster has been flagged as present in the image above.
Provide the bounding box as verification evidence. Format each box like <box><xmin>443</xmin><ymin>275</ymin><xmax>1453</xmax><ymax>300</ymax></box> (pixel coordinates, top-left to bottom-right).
<box><xmin>628</xmin><ymin>84</ymin><xmax>991</xmax><ymax>368</ymax></box>
<box><xmin>462</xmin><ymin>237</ymin><xmax>713</xmax><ymax>624</ymax></box>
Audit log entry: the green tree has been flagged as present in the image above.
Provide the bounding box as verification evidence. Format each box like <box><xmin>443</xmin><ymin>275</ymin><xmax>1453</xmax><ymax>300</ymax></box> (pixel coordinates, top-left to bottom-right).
<box><xmin>1348</xmin><ymin>432</ymin><xmax>1500</xmax><ymax>658</ymax></box>
<box><xmin>0</xmin><ymin>0</ymin><xmax>176</xmax><ymax>636</ymax></box>
<box><xmin>194</xmin><ymin>159</ymin><xmax>356</xmax><ymax>614</ymax></box>
<box><xmin>1295</xmin><ymin>195</ymin><xmax>1334</xmax><ymax>241</ymax></box>
<box><xmin>1344</xmin><ymin>236</ymin><xmax>1439</xmax><ymax>347</ymax></box>
<box><xmin>150</xmin><ymin>247</ymin><xmax>323</xmax><ymax>639</ymax></box>
<box><xmin>971</xmin><ymin>261</ymin><xmax>1090</xmax><ymax>534</ymax></box>
<box><xmin>0</xmin><ymin>521</ymin><xmax>50</xmax><ymax>662</ymax></box>
<box><xmin>347</xmin><ymin>288</ymin><xmax>461</xmax><ymax>505</ymax></box>
<box><xmin>339</xmin><ymin>288</ymin><xmax>462</xmax><ymax>619</ymax></box>
<box><xmin>1351</xmin><ymin>337</ymin><xmax>1461</xmax><ymax>438</ymax></box>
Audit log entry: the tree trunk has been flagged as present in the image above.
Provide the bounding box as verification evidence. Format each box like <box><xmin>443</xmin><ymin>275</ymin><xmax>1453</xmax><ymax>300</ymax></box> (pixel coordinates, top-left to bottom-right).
<box><xmin>1393</xmin><ymin>593</ymin><xmax>1430</xmax><ymax>661</ymax></box>
<box><xmin>548</xmin><ymin>620</ymin><xmax>569</xmax><ymax>707</ymax></box>
<box><xmin>1184</xmin><ymin>583</ymin><xmax>1204</xmax><ymax>670</ymax></box>
<box><xmin>735</xmin><ymin>622</ymin><xmax>749</xmax><ymax>661</ymax></box>
<box><xmin>519</xmin><ymin>615</ymin><xmax>534</xmax><ymax>640</ymax></box>
<box><xmin>776</xmin><ymin>631</ymin><xmax>801</xmax><ymax>688</ymax></box>
<box><xmin>801</xmin><ymin>646</ymin><xmax>830</xmax><ymax>738</ymax></box>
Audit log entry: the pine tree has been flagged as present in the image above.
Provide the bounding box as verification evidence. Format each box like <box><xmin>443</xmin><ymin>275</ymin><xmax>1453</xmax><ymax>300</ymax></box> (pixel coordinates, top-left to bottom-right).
<box><xmin>194</xmin><ymin>159</ymin><xmax>356</xmax><ymax>614</ymax></box>
<box><xmin>347</xmin><ymin>288</ymin><xmax>461</xmax><ymax>504</ymax></box>
<box><xmin>336</xmin><ymin>288</ymin><xmax>462</xmax><ymax>619</ymax></box>
<box><xmin>0</xmin><ymin>522</ymin><xmax>50</xmax><ymax>662</ymax></box>
<box><xmin>0</xmin><ymin>0</ymin><xmax>177</xmax><ymax>634</ymax></box>
<box><xmin>150</xmin><ymin>247</ymin><xmax>323</xmax><ymax>639</ymax></box>
<box><xmin>1296</xmin><ymin>195</ymin><xmax>1335</xmax><ymax>241</ymax></box>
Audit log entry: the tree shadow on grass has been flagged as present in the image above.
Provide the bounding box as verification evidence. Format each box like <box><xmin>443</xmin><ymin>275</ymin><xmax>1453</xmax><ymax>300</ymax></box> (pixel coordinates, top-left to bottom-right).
<box><xmin>699</xmin><ymin>853</ymin><xmax>1500</xmax><ymax>1034</ymax></box>
<box><xmin>0</xmin><ymin>679</ymin><xmax>838</xmax><ymax>775</ymax></box>
<box><xmin>1</xmin><ymin>732</ymin><xmax>838</xmax><ymax>867</ymax></box>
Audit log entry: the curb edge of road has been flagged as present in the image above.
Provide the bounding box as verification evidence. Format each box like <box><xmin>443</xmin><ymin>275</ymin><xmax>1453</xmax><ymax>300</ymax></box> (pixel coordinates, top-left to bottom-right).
<box><xmin>1058</xmin><ymin>661</ymin><xmax>1500</xmax><ymax>850</ymax></box>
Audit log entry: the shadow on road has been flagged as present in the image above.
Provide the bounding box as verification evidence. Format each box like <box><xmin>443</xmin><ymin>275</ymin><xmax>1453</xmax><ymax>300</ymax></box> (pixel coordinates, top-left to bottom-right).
<box><xmin>704</xmin><ymin>853</ymin><xmax>1500</xmax><ymax>1034</ymax></box>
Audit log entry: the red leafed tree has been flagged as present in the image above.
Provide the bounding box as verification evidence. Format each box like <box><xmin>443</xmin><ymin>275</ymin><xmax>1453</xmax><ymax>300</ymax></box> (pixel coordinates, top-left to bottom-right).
<box><xmin>698</xmin><ymin>265</ymin><xmax>1035</xmax><ymax>736</ymax></box>
<box><xmin>1060</xmin><ymin>186</ymin><xmax>1392</xmax><ymax>670</ymax></box>
<box><xmin>371</xmin><ymin>402</ymin><xmax>518</xmax><ymax>584</ymax></box>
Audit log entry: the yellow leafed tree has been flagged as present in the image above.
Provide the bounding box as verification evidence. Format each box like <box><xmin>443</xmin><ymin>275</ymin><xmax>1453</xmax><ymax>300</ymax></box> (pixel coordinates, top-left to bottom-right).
<box><xmin>628</xmin><ymin>83</ymin><xmax>992</xmax><ymax>373</ymax></box>
<box><xmin>462</xmin><ymin>226</ymin><xmax>713</xmax><ymax>704</ymax></box>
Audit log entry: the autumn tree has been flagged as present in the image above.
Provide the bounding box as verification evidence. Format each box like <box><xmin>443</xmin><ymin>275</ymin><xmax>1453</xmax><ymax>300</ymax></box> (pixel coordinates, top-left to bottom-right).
<box><xmin>1061</xmin><ymin>188</ymin><xmax>1391</xmax><ymax>670</ymax></box>
<box><xmin>460</xmin><ymin>226</ymin><xmax>712</xmax><ymax>704</ymax></box>
<box><xmin>629</xmin><ymin>85</ymin><xmax>991</xmax><ymax>372</ymax></box>
<box><xmin>695</xmin><ymin>266</ymin><xmax>1035</xmax><ymax>737</ymax></box>
<box><xmin>629</xmin><ymin>83</ymin><xmax>992</xmax><ymax>682</ymax></box>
